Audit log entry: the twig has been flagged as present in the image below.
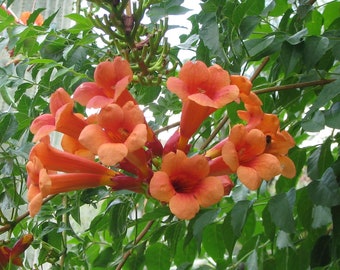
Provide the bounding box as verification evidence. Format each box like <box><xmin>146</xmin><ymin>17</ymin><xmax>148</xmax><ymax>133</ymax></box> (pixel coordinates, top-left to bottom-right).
<box><xmin>116</xmin><ymin>220</ymin><xmax>155</xmax><ymax>270</ymax></box>
<box><xmin>154</xmin><ymin>121</ymin><xmax>180</xmax><ymax>135</ymax></box>
<box><xmin>254</xmin><ymin>79</ymin><xmax>334</xmax><ymax>95</ymax></box>
<box><xmin>200</xmin><ymin>116</ymin><xmax>230</xmax><ymax>151</ymax></box>
<box><xmin>250</xmin><ymin>56</ymin><xmax>270</xmax><ymax>82</ymax></box>
<box><xmin>0</xmin><ymin>195</ymin><xmax>57</xmax><ymax>234</ymax></box>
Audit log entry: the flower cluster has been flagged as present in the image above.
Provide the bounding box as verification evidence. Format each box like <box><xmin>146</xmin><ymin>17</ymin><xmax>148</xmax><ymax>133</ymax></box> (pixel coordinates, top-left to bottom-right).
<box><xmin>27</xmin><ymin>57</ymin><xmax>296</xmax><ymax>220</ymax></box>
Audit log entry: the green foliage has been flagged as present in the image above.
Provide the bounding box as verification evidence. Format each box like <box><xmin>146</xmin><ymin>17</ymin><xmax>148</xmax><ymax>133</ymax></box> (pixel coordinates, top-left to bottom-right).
<box><xmin>1</xmin><ymin>0</ymin><xmax>340</xmax><ymax>269</ymax></box>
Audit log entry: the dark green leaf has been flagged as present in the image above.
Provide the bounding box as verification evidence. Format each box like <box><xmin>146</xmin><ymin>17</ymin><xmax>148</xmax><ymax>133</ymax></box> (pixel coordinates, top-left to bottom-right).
<box><xmin>202</xmin><ymin>223</ymin><xmax>225</xmax><ymax>261</ymax></box>
<box><xmin>199</xmin><ymin>12</ymin><xmax>226</xmax><ymax>60</ymax></box>
<box><xmin>296</xmin><ymin>188</ymin><xmax>313</xmax><ymax>230</ymax></box>
<box><xmin>145</xmin><ymin>243</ymin><xmax>171</xmax><ymax>270</ymax></box>
<box><xmin>0</xmin><ymin>113</ymin><xmax>18</xmax><ymax>143</ymax></box>
<box><xmin>231</xmin><ymin>200</ymin><xmax>253</xmax><ymax>237</ymax></box>
<box><xmin>310</xmin><ymin>235</ymin><xmax>331</xmax><ymax>268</ymax></box>
<box><xmin>301</xmin><ymin>110</ymin><xmax>325</xmax><ymax>132</ymax></box>
<box><xmin>308</xmin><ymin>168</ymin><xmax>340</xmax><ymax>207</ymax></box>
<box><xmin>268</xmin><ymin>191</ymin><xmax>295</xmax><ymax>233</ymax></box>
<box><xmin>134</xmin><ymin>84</ymin><xmax>162</xmax><ymax>105</ymax></box>
<box><xmin>192</xmin><ymin>208</ymin><xmax>220</xmax><ymax>247</ymax></box>
<box><xmin>324</xmin><ymin>102</ymin><xmax>340</xmax><ymax>129</ymax></box>
<box><xmin>280</xmin><ymin>42</ymin><xmax>302</xmax><ymax>76</ymax></box>
<box><xmin>239</xmin><ymin>16</ymin><xmax>261</xmax><ymax>39</ymax></box>
<box><xmin>93</xmin><ymin>247</ymin><xmax>114</xmax><ymax>267</ymax></box>
<box><xmin>303</xmin><ymin>36</ymin><xmax>329</xmax><ymax>70</ymax></box>
<box><xmin>306</xmin><ymin>79</ymin><xmax>340</xmax><ymax>118</ymax></box>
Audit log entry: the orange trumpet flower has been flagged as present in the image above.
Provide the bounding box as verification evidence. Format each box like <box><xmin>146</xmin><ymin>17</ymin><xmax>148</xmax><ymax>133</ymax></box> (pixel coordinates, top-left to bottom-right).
<box><xmin>167</xmin><ymin>61</ymin><xmax>239</xmax><ymax>151</ymax></box>
<box><xmin>149</xmin><ymin>150</ymin><xmax>224</xmax><ymax>220</ymax></box>
<box><xmin>221</xmin><ymin>124</ymin><xmax>282</xmax><ymax>190</ymax></box>
<box><xmin>73</xmin><ymin>57</ymin><xmax>136</xmax><ymax>108</ymax></box>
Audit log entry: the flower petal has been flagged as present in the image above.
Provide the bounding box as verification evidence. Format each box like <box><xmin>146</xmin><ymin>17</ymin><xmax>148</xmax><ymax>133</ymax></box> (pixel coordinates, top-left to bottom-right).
<box><xmin>194</xmin><ymin>176</ymin><xmax>224</xmax><ymax>207</ymax></box>
<box><xmin>125</xmin><ymin>123</ymin><xmax>147</xmax><ymax>152</ymax></box>
<box><xmin>277</xmin><ymin>155</ymin><xmax>296</xmax><ymax>179</ymax></box>
<box><xmin>97</xmin><ymin>143</ymin><xmax>128</xmax><ymax>166</ymax></box>
<box><xmin>149</xmin><ymin>171</ymin><xmax>176</xmax><ymax>202</ymax></box>
<box><xmin>169</xmin><ymin>193</ymin><xmax>200</xmax><ymax>220</ymax></box>
<box><xmin>79</xmin><ymin>124</ymin><xmax>112</xmax><ymax>154</ymax></box>
<box><xmin>245</xmin><ymin>153</ymin><xmax>282</xmax><ymax>180</ymax></box>
<box><xmin>237</xmin><ymin>166</ymin><xmax>262</xmax><ymax>190</ymax></box>
<box><xmin>222</xmin><ymin>141</ymin><xmax>239</xmax><ymax>171</ymax></box>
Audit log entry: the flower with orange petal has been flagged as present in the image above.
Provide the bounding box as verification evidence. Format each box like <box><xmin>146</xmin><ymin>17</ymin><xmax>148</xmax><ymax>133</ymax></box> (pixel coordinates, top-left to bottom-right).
<box><xmin>166</xmin><ymin>61</ymin><xmax>239</xmax><ymax>151</ymax></box>
<box><xmin>73</xmin><ymin>57</ymin><xmax>135</xmax><ymax>108</ymax></box>
<box><xmin>265</xmin><ymin>130</ymin><xmax>296</xmax><ymax>178</ymax></box>
<box><xmin>79</xmin><ymin>101</ymin><xmax>151</xmax><ymax>178</ymax></box>
<box><xmin>149</xmin><ymin>150</ymin><xmax>224</xmax><ymax>220</ymax></box>
<box><xmin>26</xmin><ymin>140</ymin><xmax>120</xmax><ymax>216</ymax></box>
<box><xmin>30</xmin><ymin>88</ymin><xmax>87</xmax><ymax>142</ymax></box>
<box><xmin>221</xmin><ymin>124</ymin><xmax>282</xmax><ymax>190</ymax></box>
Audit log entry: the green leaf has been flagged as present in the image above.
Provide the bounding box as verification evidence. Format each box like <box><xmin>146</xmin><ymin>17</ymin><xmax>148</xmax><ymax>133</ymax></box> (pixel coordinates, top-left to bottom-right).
<box><xmin>202</xmin><ymin>223</ymin><xmax>226</xmax><ymax>262</ymax></box>
<box><xmin>192</xmin><ymin>208</ymin><xmax>220</xmax><ymax>247</ymax></box>
<box><xmin>165</xmin><ymin>222</ymin><xmax>185</xmax><ymax>257</ymax></box>
<box><xmin>306</xmin><ymin>79</ymin><xmax>340</xmax><ymax>118</ymax></box>
<box><xmin>145</xmin><ymin>243</ymin><xmax>171</xmax><ymax>270</ymax></box>
<box><xmin>280</xmin><ymin>42</ymin><xmax>302</xmax><ymax>76</ymax></box>
<box><xmin>134</xmin><ymin>84</ymin><xmax>162</xmax><ymax>105</ymax></box>
<box><xmin>301</xmin><ymin>110</ymin><xmax>325</xmax><ymax>132</ymax></box>
<box><xmin>287</xmin><ymin>28</ymin><xmax>308</xmax><ymax>45</ymax></box>
<box><xmin>303</xmin><ymin>36</ymin><xmax>329</xmax><ymax>70</ymax></box>
<box><xmin>231</xmin><ymin>200</ymin><xmax>253</xmax><ymax>237</ymax></box>
<box><xmin>93</xmin><ymin>247</ymin><xmax>114</xmax><ymax>267</ymax></box>
<box><xmin>199</xmin><ymin>12</ymin><xmax>226</xmax><ymax>60</ymax></box>
<box><xmin>268</xmin><ymin>190</ymin><xmax>295</xmax><ymax>233</ymax></box>
<box><xmin>269</xmin><ymin>0</ymin><xmax>290</xmax><ymax>17</ymax></box>
<box><xmin>324</xmin><ymin>102</ymin><xmax>340</xmax><ymax>129</ymax></box>
<box><xmin>323</xmin><ymin>1</ymin><xmax>340</xmax><ymax>30</ymax></box>
<box><xmin>311</xmin><ymin>205</ymin><xmax>332</xmax><ymax>229</ymax></box>
<box><xmin>307</xmin><ymin>139</ymin><xmax>334</xmax><ymax>180</ymax></box>
<box><xmin>239</xmin><ymin>16</ymin><xmax>261</xmax><ymax>39</ymax></box>
<box><xmin>310</xmin><ymin>235</ymin><xmax>331</xmax><ymax>268</ymax></box>
<box><xmin>262</xmin><ymin>205</ymin><xmax>276</xmax><ymax>240</ymax></box>
<box><xmin>296</xmin><ymin>188</ymin><xmax>314</xmax><ymax>230</ymax></box>
<box><xmin>305</xmin><ymin>10</ymin><xmax>323</xmax><ymax>36</ymax></box>
<box><xmin>107</xmin><ymin>199</ymin><xmax>132</xmax><ymax>238</ymax></box>
<box><xmin>0</xmin><ymin>113</ymin><xmax>18</xmax><ymax>144</ymax></box>
<box><xmin>222</xmin><ymin>214</ymin><xmax>237</xmax><ymax>256</ymax></box>
<box><xmin>308</xmin><ymin>168</ymin><xmax>340</xmax><ymax>207</ymax></box>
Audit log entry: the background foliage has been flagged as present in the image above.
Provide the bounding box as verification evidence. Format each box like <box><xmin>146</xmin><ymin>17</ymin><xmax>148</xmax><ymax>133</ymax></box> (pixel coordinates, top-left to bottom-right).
<box><xmin>0</xmin><ymin>0</ymin><xmax>340</xmax><ymax>269</ymax></box>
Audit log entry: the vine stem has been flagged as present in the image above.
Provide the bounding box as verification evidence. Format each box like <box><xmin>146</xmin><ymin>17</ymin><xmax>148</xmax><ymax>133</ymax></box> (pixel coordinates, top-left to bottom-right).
<box><xmin>254</xmin><ymin>79</ymin><xmax>334</xmax><ymax>94</ymax></box>
<box><xmin>116</xmin><ymin>220</ymin><xmax>155</xmax><ymax>270</ymax></box>
<box><xmin>154</xmin><ymin>121</ymin><xmax>180</xmax><ymax>135</ymax></box>
<box><xmin>0</xmin><ymin>195</ymin><xmax>57</xmax><ymax>234</ymax></box>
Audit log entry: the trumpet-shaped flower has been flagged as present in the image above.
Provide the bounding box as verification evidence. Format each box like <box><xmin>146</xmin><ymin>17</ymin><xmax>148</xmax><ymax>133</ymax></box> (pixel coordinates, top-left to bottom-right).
<box><xmin>73</xmin><ymin>57</ymin><xmax>135</xmax><ymax>108</ymax></box>
<box><xmin>167</xmin><ymin>61</ymin><xmax>239</xmax><ymax>151</ymax></box>
<box><xmin>79</xmin><ymin>101</ymin><xmax>150</xmax><ymax>177</ymax></box>
<box><xmin>26</xmin><ymin>140</ymin><xmax>121</xmax><ymax>216</ymax></box>
<box><xmin>30</xmin><ymin>88</ymin><xmax>87</xmax><ymax>142</ymax></box>
<box><xmin>149</xmin><ymin>150</ymin><xmax>224</xmax><ymax>220</ymax></box>
<box><xmin>221</xmin><ymin>124</ymin><xmax>281</xmax><ymax>190</ymax></box>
